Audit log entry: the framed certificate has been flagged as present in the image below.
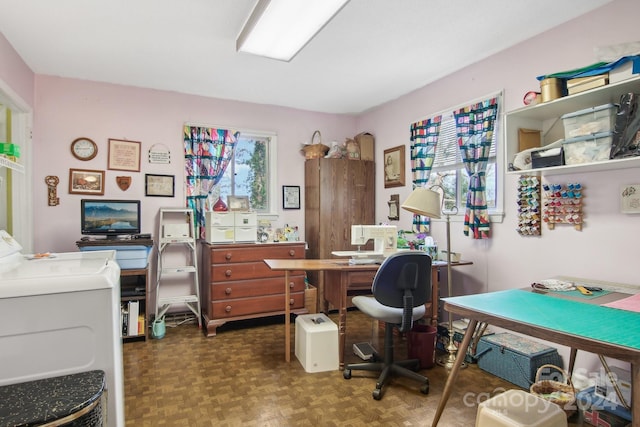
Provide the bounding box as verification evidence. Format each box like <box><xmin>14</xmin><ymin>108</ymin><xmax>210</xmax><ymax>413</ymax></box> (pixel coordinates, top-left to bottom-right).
<box><xmin>108</xmin><ymin>138</ymin><xmax>141</xmax><ymax>172</ymax></box>
<box><xmin>283</xmin><ymin>185</ymin><xmax>300</xmax><ymax>210</ymax></box>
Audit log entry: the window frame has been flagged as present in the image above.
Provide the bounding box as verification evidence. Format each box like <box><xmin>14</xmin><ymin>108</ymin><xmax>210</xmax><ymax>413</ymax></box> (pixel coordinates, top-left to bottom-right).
<box><xmin>413</xmin><ymin>92</ymin><xmax>505</xmax><ymax>223</ymax></box>
<box><xmin>218</xmin><ymin>128</ymin><xmax>278</xmax><ymax>216</ymax></box>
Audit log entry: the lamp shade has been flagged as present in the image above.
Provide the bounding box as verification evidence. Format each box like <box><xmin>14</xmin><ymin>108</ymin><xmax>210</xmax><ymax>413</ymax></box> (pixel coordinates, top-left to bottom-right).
<box><xmin>401</xmin><ymin>187</ymin><xmax>442</xmax><ymax>219</ymax></box>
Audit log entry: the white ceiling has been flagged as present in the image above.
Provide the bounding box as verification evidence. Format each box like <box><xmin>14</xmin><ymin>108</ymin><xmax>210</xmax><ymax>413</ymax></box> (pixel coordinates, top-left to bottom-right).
<box><xmin>0</xmin><ymin>0</ymin><xmax>611</xmax><ymax>114</ymax></box>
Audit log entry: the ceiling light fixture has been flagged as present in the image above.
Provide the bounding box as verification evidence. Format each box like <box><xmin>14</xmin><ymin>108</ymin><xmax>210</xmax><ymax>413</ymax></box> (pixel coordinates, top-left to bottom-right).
<box><xmin>236</xmin><ymin>0</ymin><xmax>350</xmax><ymax>62</ymax></box>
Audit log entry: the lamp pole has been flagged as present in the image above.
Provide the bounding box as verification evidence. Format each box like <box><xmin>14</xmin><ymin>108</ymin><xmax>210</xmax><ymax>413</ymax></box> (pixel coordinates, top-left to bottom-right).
<box><xmin>436</xmin><ymin>208</ymin><xmax>466</xmax><ymax>371</ymax></box>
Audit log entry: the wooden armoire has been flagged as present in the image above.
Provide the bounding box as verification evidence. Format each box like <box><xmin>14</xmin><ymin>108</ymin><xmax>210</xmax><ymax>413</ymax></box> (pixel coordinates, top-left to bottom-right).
<box><xmin>304</xmin><ymin>158</ymin><xmax>375</xmax><ymax>287</ymax></box>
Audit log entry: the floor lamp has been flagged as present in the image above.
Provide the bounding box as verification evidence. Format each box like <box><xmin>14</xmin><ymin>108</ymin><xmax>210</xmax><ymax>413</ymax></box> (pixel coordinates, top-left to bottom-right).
<box><xmin>401</xmin><ymin>186</ymin><xmax>465</xmax><ymax>371</ymax></box>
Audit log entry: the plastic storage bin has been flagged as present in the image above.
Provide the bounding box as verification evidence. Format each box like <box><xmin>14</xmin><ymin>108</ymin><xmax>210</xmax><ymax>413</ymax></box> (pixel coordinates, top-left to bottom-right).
<box><xmin>576</xmin><ymin>386</ymin><xmax>631</xmax><ymax>427</ymax></box>
<box><xmin>295</xmin><ymin>313</ymin><xmax>339</xmax><ymax>373</ymax></box>
<box><xmin>476</xmin><ymin>389</ymin><xmax>567</xmax><ymax>427</ymax></box>
<box><xmin>561</xmin><ymin>103</ymin><xmax>617</xmax><ymax>139</ymax></box>
<box><xmin>80</xmin><ymin>245</ymin><xmax>151</xmax><ymax>269</ymax></box>
<box><xmin>562</xmin><ymin>131</ymin><xmax>612</xmax><ymax>165</ymax></box>
<box><xmin>476</xmin><ymin>333</ymin><xmax>563</xmax><ymax>389</ymax></box>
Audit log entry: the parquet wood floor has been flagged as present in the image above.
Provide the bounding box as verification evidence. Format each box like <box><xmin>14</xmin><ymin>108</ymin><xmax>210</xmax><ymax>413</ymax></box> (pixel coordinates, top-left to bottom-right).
<box><xmin>123</xmin><ymin>311</ymin><xmax>587</xmax><ymax>426</ymax></box>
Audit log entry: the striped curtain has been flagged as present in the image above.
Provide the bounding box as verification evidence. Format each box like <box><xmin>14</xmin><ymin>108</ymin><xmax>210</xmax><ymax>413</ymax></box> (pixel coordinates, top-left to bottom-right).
<box><xmin>453</xmin><ymin>97</ymin><xmax>498</xmax><ymax>239</ymax></box>
<box><xmin>183</xmin><ymin>125</ymin><xmax>239</xmax><ymax>238</ymax></box>
<box><xmin>409</xmin><ymin>116</ymin><xmax>442</xmax><ymax>232</ymax></box>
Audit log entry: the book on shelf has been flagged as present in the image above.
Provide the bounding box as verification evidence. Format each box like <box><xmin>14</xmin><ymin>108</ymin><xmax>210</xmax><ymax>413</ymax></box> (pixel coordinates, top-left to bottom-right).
<box><xmin>128</xmin><ymin>300</ymin><xmax>139</xmax><ymax>336</ymax></box>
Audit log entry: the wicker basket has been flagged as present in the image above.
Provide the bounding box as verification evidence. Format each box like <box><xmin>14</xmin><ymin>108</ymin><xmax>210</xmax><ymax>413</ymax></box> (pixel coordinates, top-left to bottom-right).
<box><xmin>530</xmin><ymin>364</ymin><xmax>576</xmax><ymax>416</ymax></box>
<box><xmin>301</xmin><ymin>130</ymin><xmax>329</xmax><ymax>159</ymax></box>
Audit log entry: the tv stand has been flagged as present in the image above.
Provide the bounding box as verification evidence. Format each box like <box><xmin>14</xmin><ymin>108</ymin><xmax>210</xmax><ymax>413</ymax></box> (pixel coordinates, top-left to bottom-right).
<box><xmin>76</xmin><ymin>238</ymin><xmax>154</xmax><ymax>342</ymax></box>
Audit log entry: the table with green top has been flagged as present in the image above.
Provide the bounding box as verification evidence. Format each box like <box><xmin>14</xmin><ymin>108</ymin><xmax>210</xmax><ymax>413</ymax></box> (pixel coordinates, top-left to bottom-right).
<box><xmin>431</xmin><ymin>289</ymin><xmax>640</xmax><ymax>426</ymax></box>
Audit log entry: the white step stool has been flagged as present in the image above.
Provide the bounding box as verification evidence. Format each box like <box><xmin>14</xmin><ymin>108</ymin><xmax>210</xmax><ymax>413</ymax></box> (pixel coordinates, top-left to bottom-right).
<box><xmin>295</xmin><ymin>313</ymin><xmax>339</xmax><ymax>373</ymax></box>
<box><xmin>476</xmin><ymin>389</ymin><xmax>567</xmax><ymax>427</ymax></box>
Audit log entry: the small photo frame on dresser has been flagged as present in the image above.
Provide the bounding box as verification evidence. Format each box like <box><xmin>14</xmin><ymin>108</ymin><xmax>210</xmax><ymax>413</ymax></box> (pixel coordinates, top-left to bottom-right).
<box><xmin>228</xmin><ymin>195</ymin><xmax>250</xmax><ymax>211</ymax></box>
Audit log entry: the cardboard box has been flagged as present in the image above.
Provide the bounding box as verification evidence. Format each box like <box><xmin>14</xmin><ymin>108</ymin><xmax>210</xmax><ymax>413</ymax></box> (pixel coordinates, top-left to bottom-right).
<box><xmin>609</xmin><ymin>56</ymin><xmax>640</xmax><ymax>84</ymax></box>
<box><xmin>518</xmin><ymin>128</ymin><xmax>541</xmax><ymax>151</ymax></box>
<box><xmin>567</xmin><ymin>74</ymin><xmax>609</xmax><ymax>95</ymax></box>
<box><xmin>355</xmin><ymin>132</ymin><xmax>374</xmax><ymax>161</ymax></box>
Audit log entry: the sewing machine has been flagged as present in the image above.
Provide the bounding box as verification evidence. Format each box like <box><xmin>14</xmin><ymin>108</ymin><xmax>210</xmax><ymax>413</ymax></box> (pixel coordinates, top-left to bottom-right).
<box><xmin>332</xmin><ymin>225</ymin><xmax>398</xmax><ymax>264</ymax></box>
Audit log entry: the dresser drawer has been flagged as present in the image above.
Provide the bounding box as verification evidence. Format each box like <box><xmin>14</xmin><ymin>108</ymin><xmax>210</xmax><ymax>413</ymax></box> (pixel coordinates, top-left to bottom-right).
<box><xmin>210</xmin><ymin>292</ymin><xmax>304</xmax><ymax>318</ymax></box>
<box><xmin>211</xmin><ymin>275</ymin><xmax>305</xmax><ymax>300</ymax></box>
<box><xmin>211</xmin><ymin>243</ymin><xmax>305</xmax><ymax>264</ymax></box>
<box><xmin>211</xmin><ymin>262</ymin><xmax>304</xmax><ymax>281</ymax></box>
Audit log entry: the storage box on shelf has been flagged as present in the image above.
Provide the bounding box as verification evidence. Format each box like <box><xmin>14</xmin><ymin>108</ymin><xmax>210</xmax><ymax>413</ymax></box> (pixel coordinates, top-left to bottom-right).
<box><xmin>562</xmin><ymin>131</ymin><xmax>612</xmax><ymax>165</ymax></box>
<box><xmin>205</xmin><ymin>211</ymin><xmax>257</xmax><ymax>243</ymax></box>
<box><xmin>505</xmin><ymin>75</ymin><xmax>640</xmax><ymax>175</ymax></box>
<box><xmin>561</xmin><ymin>103</ymin><xmax>616</xmax><ymax>138</ymax></box>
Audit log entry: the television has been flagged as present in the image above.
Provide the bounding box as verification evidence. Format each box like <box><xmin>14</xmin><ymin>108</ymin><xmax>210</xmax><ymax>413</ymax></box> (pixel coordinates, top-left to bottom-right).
<box><xmin>81</xmin><ymin>199</ymin><xmax>141</xmax><ymax>239</ymax></box>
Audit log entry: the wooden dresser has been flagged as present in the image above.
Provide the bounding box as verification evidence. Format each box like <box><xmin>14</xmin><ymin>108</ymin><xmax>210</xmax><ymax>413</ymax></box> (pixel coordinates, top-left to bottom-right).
<box><xmin>200</xmin><ymin>241</ymin><xmax>307</xmax><ymax>336</ymax></box>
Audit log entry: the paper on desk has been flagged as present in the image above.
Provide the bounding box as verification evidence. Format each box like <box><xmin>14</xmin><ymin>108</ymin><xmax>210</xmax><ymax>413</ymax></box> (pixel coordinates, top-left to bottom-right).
<box><xmin>602</xmin><ymin>293</ymin><xmax>640</xmax><ymax>313</ymax></box>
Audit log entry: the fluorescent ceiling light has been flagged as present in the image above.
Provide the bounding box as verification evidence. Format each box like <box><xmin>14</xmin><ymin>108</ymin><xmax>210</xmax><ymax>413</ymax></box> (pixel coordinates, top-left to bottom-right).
<box><xmin>236</xmin><ymin>0</ymin><xmax>350</xmax><ymax>62</ymax></box>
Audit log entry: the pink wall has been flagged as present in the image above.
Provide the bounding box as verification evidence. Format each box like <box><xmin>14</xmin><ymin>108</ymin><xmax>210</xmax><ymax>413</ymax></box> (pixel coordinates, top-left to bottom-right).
<box><xmin>32</xmin><ymin>77</ymin><xmax>357</xmax><ymax>253</ymax></box>
<box><xmin>357</xmin><ymin>0</ymin><xmax>639</xmax><ymax>367</ymax></box>
<box><xmin>0</xmin><ymin>32</ymin><xmax>34</xmax><ymax>107</ymax></box>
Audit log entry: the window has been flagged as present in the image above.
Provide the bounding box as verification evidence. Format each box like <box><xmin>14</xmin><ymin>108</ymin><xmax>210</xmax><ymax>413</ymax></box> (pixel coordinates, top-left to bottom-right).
<box><xmin>425</xmin><ymin>94</ymin><xmax>502</xmax><ymax>218</ymax></box>
<box><xmin>217</xmin><ymin>130</ymin><xmax>277</xmax><ymax>214</ymax></box>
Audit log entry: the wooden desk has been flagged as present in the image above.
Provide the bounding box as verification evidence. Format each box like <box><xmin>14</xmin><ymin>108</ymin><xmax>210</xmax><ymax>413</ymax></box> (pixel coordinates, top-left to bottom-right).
<box><xmin>432</xmin><ymin>289</ymin><xmax>640</xmax><ymax>427</ymax></box>
<box><xmin>263</xmin><ymin>258</ymin><xmax>472</xmax><ymax>367</ymax></box>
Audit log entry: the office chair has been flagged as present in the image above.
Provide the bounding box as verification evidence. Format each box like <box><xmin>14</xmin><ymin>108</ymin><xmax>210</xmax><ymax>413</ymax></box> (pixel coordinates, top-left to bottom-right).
<box><xmin>343</xmin><ymin>251</ymin><xmax>431</xmax><ymax>400</ymax></box>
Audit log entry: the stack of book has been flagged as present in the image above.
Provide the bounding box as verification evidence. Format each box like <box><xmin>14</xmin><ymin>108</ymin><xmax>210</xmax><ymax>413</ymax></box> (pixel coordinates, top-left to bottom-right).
<box><xmin>120</xmin><ymin>300</ymin><xmax>145</xmax><ymax>337</ymax></box>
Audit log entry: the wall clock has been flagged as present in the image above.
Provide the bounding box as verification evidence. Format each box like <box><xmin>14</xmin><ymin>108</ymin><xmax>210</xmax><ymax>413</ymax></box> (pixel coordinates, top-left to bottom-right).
<box><xmin>70</xmin><ymin>137</ymin><xmax>98</xmax><ymax>161</ymax></box>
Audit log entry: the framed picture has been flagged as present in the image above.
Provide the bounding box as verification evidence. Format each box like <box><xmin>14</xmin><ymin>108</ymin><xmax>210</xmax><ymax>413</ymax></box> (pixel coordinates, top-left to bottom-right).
<box><xmin>384</xmin><ymin>145</ymin><xmax>405</xmax><ymax>188</ymax></box>
<box><xmin>69</xmin><ymin>168</ymin><xmax>105</xmax><ymax>195</ymax></box>
<box><xmin>283</xmin><ymin>185</ymin><xmax>300</xmax><ymax>209</ymax></box>
<box><xmin>145</xmin><ymin>174</ymin><xmax>175</xmax><ymax>197</ymax></box>
<box><xmin>227</xmin><ymin>195</ymin><xmax>250</xmax><ymax>211</ymax></box>
<box><xmin>108</xmin><ymin>138</ymin><xmax>141</xmax><ymax>172</ymax></box>
<box><xmin>387</xmin><ymin>194</ymin><xmax>400</xmax><ymax>220</ymax></box>
<box><xmin>621</xmin><ymin>184</ymin><xmax>640</xmax><ymax>214</ymax></box>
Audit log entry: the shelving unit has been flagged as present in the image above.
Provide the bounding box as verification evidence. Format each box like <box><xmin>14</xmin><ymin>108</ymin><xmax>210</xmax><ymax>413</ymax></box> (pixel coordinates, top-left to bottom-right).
<box><xmin>155</xmin><ymin>208</ymin><xmax>202</xmax><ymax>327</ymax></box>
<box><xmin>76</xmin><ymin>238</ymin><xmax>154</xmax><ymax>342</ymax></box>
<box><xmin>0</xmin><ymin>156</ymin><xmax>24</xmax><ymax>173</ymax></box>
<box><xmin>505</xmin><ymin>75</ymin><xmax>640</xmax><ymax>175</ymax></box>
<box><xmin>120</xmin><ymin>268</ymin><xmax>149</xmax><ymax>341</ymax></box>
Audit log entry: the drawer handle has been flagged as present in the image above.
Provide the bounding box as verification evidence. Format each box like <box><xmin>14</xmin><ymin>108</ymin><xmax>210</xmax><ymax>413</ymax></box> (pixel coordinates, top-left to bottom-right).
<box><xmin>225</xmin><ymin>253</ymin><xmax>232</xmax><ymax>260</ymax></box>
<box><xmin>225</xmin><ymin>305</ymin><xmax>232</xmax><ymax>313</ymax></box>
<box><xmin>225</xmin><ymin>287</ymin><xmax>232</xmax><ymax>295</ymax></box>
<box><xmin>225</xmin><ymin>269</ymin><xmax>232</xmax><ymax>277</ymax></box>
<box><xmin>288</xmin><ymin>250</ymin><xmax>295</xmax><ymax>257</ymax></box>
<box><xmin>289</xmin><ymin>281</ymin><xmax>295</xmax><ymax>288</ymax></box>
<box><xmin>289</xmin><ymin>299</ymin><xmax>295</xmax><ymax>305</ymax></box>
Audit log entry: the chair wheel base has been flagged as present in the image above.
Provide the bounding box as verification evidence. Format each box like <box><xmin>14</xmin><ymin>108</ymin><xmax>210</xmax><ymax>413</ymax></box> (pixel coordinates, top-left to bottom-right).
<box><xmin>420</xmin><ymin>380</ymin><xmax>429</xmax><ymax>395</ymax></box>
<box><xmin>343</xmin><ymin>369</ymin><xmax>352</xmax><ymax>379</ymax></box>
<box><xmin>372</xmin><ymin>388</ymin><xmax>383</xmax><ymax>400</ymax></box>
